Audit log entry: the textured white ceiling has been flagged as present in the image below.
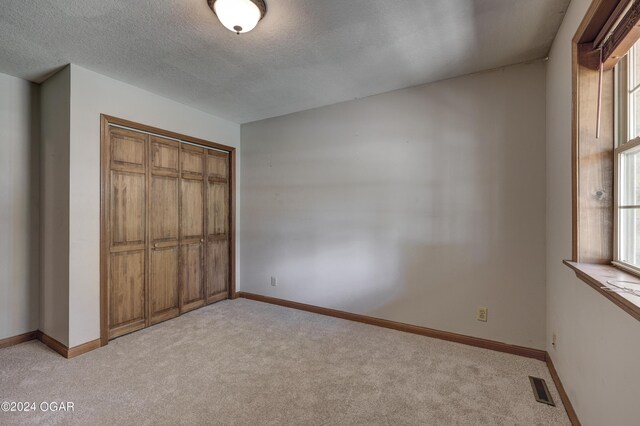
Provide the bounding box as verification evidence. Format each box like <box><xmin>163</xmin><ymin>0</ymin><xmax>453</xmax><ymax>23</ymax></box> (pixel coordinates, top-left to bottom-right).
<box><xmin>0</xmin><ymin>0</ymin><xmax>569</xmax><ymax>123</ymax></box>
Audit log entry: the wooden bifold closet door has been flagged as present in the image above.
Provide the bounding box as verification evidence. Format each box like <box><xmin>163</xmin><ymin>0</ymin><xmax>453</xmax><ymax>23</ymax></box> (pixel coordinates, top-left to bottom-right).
<box><xmin>206</xmin><ymin>150</ymin><xmax>230</xmax><ymax>303</ymax></box>
<box><xmin>180</xmin><ymin>145</ymin><xmax>205</xmax><ymax>313</ymax></box>
<box><xmin>105</xmin><ymin>124</ymin><xmax>230</xmax><ymax>340</ymax></box>
<box><xmin>149</xmin><ymin>136</ymin><xmax>180</xmax><ymax>324</ymax></box>
<box><xmin>107</xmin><ymin>127</ymin><xmax>148</xmax><ymax>339</ymax></box>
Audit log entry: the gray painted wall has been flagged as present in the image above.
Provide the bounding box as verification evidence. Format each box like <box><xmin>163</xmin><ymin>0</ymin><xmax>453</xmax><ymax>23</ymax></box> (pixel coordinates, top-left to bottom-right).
<box><xmin>39</xmin><ymin>66</ymin><xmax>70</xmax><ymax>345</ymax></box>
<box><xmin>546</xmin><ymin>0</ymin><xmax>640</xmax><ymax>423</ymax></box>
<box><xmin>241</xmin><ymin>62</ymin><xmax>547</xmax><ymax>349</ymax></box>
<box><xmin>0</xmin><ymin>73</ymin><xmax>40</xmax><ymax>340</ymax></box>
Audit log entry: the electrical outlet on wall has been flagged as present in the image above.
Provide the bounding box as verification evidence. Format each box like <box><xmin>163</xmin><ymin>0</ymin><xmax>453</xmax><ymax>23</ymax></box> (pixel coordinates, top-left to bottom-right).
<box><xmin>477</xmin><ymin>307</ymin><xmax>488</xmax><ymax>322</ymax></box>
<box><xmin>271</xmin><ymin>276</ymin><xmax>278</xmax><ymax>287</ymax></box>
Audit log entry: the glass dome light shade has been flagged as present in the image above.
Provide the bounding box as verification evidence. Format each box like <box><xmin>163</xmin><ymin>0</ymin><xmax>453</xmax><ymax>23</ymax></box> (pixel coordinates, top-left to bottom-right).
<box><xmin>213</xmin><ymin>0</ymin><xmax>265</xmax><ymax>34</ymax></box>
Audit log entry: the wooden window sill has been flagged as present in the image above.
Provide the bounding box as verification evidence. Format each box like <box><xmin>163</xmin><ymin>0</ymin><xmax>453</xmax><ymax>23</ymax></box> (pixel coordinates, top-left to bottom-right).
<box><xmin>563</xmin><ymin>260</ymin><xmax>640</xmax><ymax>322</ymax></box>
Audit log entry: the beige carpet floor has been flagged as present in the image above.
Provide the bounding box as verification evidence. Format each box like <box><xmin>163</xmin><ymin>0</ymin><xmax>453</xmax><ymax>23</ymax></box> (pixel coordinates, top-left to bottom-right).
<box><xmin>0</xmin><ymin>299</ymin><xmax>569</xmax><ymax>425</ymax></box>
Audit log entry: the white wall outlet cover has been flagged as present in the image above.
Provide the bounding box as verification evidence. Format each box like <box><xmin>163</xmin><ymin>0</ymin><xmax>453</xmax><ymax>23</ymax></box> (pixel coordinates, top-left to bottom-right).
<box><xmin>477</xmin><ymin>307</ymin><xmax>488</xmax><ymax>322</ymax></box>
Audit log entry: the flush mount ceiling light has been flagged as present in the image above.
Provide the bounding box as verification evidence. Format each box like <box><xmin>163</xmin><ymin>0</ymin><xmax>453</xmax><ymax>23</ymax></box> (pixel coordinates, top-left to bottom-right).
<box><xmin>208</xmin><ymin>0</ymin><xmax>267</xmax><ymax>34</ymax></box>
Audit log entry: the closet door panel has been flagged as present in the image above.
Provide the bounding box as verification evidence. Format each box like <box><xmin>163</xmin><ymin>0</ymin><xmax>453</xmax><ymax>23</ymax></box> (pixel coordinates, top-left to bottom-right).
<box><xmin>109</xmin><ymin>250</ymin><xmax>146</xmax><ymax>338</ymax></box>
<box><xmin>150</xmin><ymin>176</ymin><xmax>179</xmax><ymax>241</ymax></box>
<box><xmin>110</xmin><ymin>128</ymin><xmax>146</xmax><ymax>173</ymax></box>
<box><xmin>151</xmin><ymin>138</ymin><xmax>179</xmax><ymax>172</ymax></box>
<box><xmin>181</xmin><ymin>179</ymin><xmax>204</xmax><ymax>239</ymax></box>
<box><xmin>207</xmin><ymin>182</ymin><xmax>228</xmax><ymax>235</ymax></box>
<box><xmin>182</xmin><ymin>148</ymin><xmax>204</xmax><ymax>176</ymax></box>
<box><xmin>181</xmin><ymin>242</ymin><xmax>204</xmax><ymax>312</ymax></box>
<box><xmin>150</xmin><ymin>246</ymin><xmax>179</xmax><ymax>323</ymax></box>
<box><xmin>205</xmin><ymin>150</ymin><xmax>230</xmax><ymax>304</ymax></box>
<box><xmin>207</xmin><ymin>239</ymin><xmax>228</xmax><ymax>301</ymax></box>
<box><xmin>107</xmin><ymin>127</ymin><xmax>148</xmax><ymax>340</ymax></box>
<box><xmin>110</xmin><ymin>172</ymin><xmax>146</xmax><ymax>248</ymax></box>
<box><xmin>207</xmin><ymin>154</ymin><xmax>228</xmax><ymax>179</ymax></box>
<box><xmin>180</xmin><ymin>145</ymin><xmax>205</xmax><ymax>312</ymax></box>
<box><xmin>149</xmin><ymin>136</ymin><xmax>180</xmax><ymax>323</ymax></box>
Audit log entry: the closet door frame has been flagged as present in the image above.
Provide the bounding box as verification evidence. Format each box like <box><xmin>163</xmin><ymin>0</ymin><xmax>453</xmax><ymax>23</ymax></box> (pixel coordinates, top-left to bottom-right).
<box><xmin>100</xmin><ymin>114</ymin><xmax>237</xmax><ymax>347</ymax></box>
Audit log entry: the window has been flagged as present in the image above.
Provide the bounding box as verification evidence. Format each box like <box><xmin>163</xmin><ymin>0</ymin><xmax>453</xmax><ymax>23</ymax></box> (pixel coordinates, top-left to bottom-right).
<box><xmin>567</xmin><ymin>0</ymin><xmax>640</xmax><ymax>322</ymax></box>
<box><xmin>615</xmin><ymin>40</ymin><xmax>640</xmax><ymax>273</ymax></box>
